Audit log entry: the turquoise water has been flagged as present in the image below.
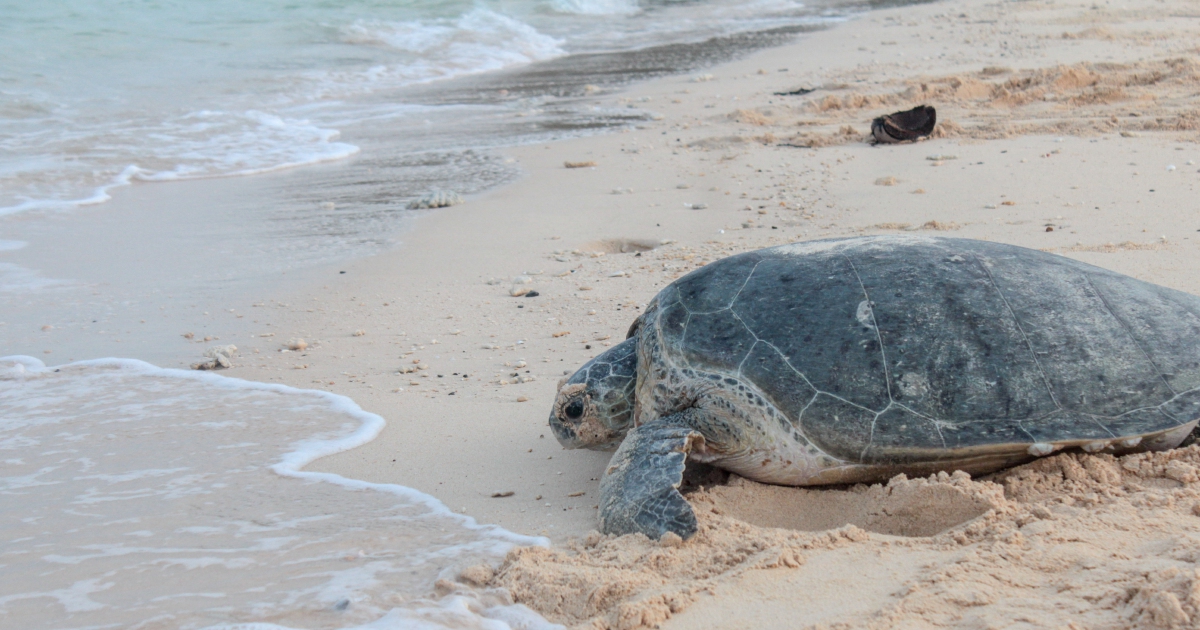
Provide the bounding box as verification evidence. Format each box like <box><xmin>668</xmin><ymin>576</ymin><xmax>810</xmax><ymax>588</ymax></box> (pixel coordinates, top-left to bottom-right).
<box><xmin>0</xmin><ymin>0</ymin><xmax>834</xmax><ymax>214</ymax></box>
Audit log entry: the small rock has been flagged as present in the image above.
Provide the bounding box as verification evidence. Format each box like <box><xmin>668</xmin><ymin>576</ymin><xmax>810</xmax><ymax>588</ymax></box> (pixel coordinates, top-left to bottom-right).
<box><xmin>1046</xmin><ymin>226</ymin><xmax>1055</xmax><ymax>232</ymax></box>
<box><xmin>182</xmin><ymin>332</ymin><xmax>194</xmax><ymax>339</ymax></box>
<box><xmin>510</xmin><ymin>287</ymin><xmax>530</xmax><ymax>297</ymax></box>
<box><xmin>491</xmin><ymin>491</ymin><xmax>515</xmax><ymax>498</ymax></box>
<box><xmin>516</xmin><ymin>396</ymin><xmax>529</xmax><ymax>403</ymax></box>
<box><xmin>564</xmin><ymin>161</ymin><xmax>597</xmax><ymax>169</ymax></box>
<box><xmin>192</xmin><ymin>345</ymin><xmax>237</xmax><ymax>370</ymax></box>
<box><xmin>287</xmin><ymin>338</ymin><xmax>308</xmax><ymax>351</ymax></box>
<box><xmin>41</xmin><ymin>325</ymin><xmax>52</xmax><ymax>331</ymax></box>
<box><xmin>353</xmin><ymin>330</ymin><xmax>366</xmax><ymax>337</ymax></box>
<box><xmin>525</xmin><ymin>291</ymin><xmax>540</xmax><ymax>298</ymax></box>
<box><xmin>874</xmin><ymin>176</ymin><xmax>899</xmax><ymax>186</ymax></box>
<box><xmin>568</xmin><ymin>491</ymin><xmax>585</xmax><ymax>497</ymax></box>
<box><xmin>553</xmin><ymin>331</ymin><xmax>571</xmax><ymax>338</ymax></box>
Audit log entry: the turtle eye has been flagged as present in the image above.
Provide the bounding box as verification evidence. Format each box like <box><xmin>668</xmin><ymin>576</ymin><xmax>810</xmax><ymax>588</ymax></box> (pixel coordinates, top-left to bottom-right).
<box><xmin>565</xmin><ymin>398</ymin><xmax>584</xmax><ymax>420</ymax></box>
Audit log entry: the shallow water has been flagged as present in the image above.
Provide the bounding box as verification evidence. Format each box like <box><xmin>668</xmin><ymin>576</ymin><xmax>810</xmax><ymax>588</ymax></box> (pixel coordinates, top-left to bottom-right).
<box><xmin>0</xmin><ymin>356</ymin><xmax>554</xmax><ymax>629</ymax></box>
<box><xmin>0</xmin><ymin>0</ymin><xmax>841</xmax><ymax>216</ymax></box>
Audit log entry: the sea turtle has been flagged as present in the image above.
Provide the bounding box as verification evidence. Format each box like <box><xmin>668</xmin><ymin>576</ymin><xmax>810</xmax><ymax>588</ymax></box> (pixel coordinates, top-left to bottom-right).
<box><xmin>549</xmin><ymin>236</ymin><xmax>1200</xmax><ymax>540</ymax></box>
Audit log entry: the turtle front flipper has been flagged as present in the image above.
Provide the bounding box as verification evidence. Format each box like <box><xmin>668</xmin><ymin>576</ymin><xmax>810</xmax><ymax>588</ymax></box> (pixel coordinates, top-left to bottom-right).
<box><xmin>599</xmin><ymin>419</ymin><xmax>704</xmax><ymax>540</ymax></box>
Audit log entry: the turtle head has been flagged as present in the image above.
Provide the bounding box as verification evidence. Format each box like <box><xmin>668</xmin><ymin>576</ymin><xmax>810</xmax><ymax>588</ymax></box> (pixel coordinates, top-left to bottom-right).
<box><xmin>550</xmin><ymin>337</ymin><xmax>638</xmax><ymax>451</ymax></box>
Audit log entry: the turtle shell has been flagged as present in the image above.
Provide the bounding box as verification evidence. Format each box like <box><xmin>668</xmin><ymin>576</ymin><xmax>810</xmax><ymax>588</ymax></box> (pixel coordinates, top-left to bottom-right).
<box><xmin>643</xmin><ymin>236</ymin><xmax>1200</xmax><ymax>464</ymax></box>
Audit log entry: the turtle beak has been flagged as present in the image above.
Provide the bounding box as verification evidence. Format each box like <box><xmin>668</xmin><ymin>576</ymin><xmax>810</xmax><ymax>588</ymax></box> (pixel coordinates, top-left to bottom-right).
<box><xmin>549</xmin><ymin>409</ymin><xmax>583</xmax><ymax>449</ymax></box>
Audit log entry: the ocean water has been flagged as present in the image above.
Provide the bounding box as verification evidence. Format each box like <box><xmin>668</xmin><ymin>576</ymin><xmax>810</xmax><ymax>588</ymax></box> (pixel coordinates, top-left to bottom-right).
<box><xmin>0</xmin><ymin>0</ymin><xmax>846</xmax><ymax>216</ymax></box>
<box><xmin>1</xmin><ymin>2</ymin><xmax>886</xmax><ymax>627</ymax></box>
<box><xmin>0</xmin><ymin>356</ymin><xmax>558</xmax><ymax>629</ymax></box>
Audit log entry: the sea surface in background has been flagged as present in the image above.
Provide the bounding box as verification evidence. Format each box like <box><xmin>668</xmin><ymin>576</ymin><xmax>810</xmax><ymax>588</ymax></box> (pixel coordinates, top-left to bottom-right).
<box><xmin>0</xmin><ymin>0</ymin><xmax>887</xmax><ymax>359</ymax></box>
<box><xmin>0</xmin><ymin>0</ymin><xmax>847</xmax><ymax>217</ymax></box>
<box><xmin>0</xmin><ymin>356</ymin><xmax>557</xmax><ymax>630</ymax></box>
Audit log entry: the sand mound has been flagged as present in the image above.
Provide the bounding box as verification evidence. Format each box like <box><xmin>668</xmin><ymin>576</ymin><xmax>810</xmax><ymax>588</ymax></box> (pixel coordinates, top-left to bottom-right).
<box><xmin>480</xmin><ymin>447</ymin><xmax>1200</xmax><ymax>629</ymax></box>
<box><xmin>739</xmin><ymin>58</ymin><xmax>1200</xmax><ymax>148</ymax></box>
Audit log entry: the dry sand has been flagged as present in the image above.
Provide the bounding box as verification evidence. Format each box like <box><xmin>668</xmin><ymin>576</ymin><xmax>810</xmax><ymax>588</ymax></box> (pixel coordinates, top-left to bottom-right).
<box><xmin>141</xmin><ymin>0</ymin><xmax>1200</xmax><ymax>624</ymax></box>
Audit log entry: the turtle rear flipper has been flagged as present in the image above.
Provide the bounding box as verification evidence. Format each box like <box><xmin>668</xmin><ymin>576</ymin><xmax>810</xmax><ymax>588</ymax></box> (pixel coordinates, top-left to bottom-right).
<box><xmin>599</xmin><ymin>417</ymin><xmax>704</xmax><ymax>540</ymax></box>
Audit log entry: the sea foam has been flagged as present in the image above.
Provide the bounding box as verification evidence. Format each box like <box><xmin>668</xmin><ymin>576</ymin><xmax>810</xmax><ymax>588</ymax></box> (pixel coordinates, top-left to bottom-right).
<box><xmin>0</xmin><ymin>356</ymin><xmax>556</xmax><ymax>629</ymax></box>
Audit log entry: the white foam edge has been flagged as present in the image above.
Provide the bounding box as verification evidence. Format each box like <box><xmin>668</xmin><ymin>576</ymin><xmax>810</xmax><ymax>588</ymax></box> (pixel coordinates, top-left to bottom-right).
<box><xmin>134</xmin><ymin>142</ymin><xmax>360</xmax><ymax>182</ymax></box>
<box><xmin>0</xmin><ymin>141</ymin><xmax>359</xmax><ymax>217</ymax></box>
<box><xmin>202</xmin><ymin>595</ymin><xmax>563</xmax><ymax>629</ymax></box>
<box><xmin>0</xmin><ymin>165</ymin><xmax>144</xmax><ymax>217</ymax></box>
<box><xmin>0</xmin><ymin>354</ymin><xmax>548</xmax><ymax>552</ymax></box>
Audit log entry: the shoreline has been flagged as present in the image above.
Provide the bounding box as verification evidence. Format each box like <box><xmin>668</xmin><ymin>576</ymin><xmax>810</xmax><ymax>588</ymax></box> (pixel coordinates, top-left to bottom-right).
<box><xmin>290</xmin><ymin>0</ymin><xmax>1200</xmax><ymax>625</ymax></box>
<box><xmin>9</xmin><ymin>0</ymin><xmax>1200</xmax><ymax>624</ymax></box>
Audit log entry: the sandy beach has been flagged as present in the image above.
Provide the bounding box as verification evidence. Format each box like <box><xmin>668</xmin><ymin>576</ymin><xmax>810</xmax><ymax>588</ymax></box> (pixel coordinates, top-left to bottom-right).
<box><xmin>303</xmin><ymin>0</ymin><xmax>1200</xmax><ymax>625</ymax></box>
<box><xmin>10</xmin><ymin>0</ymin><xmax>1200</xmax><ymax>625</ymax></box>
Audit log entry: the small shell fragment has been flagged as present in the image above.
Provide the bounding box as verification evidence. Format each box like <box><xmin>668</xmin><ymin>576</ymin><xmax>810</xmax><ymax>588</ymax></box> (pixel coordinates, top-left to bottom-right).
<box><xmin>1081</xmin><ymin>441</ymin><xmax>1108</xmax><ymax>453</ymax></box>
<box><xmin>1119</xmin><ymin>436</ymin><xmax>1142</xmax><ymax>448</ymax></box>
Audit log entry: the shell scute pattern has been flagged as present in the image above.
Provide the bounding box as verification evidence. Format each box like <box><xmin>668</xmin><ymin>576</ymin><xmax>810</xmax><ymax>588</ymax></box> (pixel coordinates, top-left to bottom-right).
<box><xmin>977</xmin><ymin>250</ymin><xmax>1175</xmax><ymax>415</ymax></box>
<box><xmin>1162</xmin><ymin>390</ymin><xmax>1200</xmax><ymax>422</ymax></box>
<box><xmin>640</xmin><ymin>237</ymin><xmax>1200</xmax><ymax>466</ymax></box>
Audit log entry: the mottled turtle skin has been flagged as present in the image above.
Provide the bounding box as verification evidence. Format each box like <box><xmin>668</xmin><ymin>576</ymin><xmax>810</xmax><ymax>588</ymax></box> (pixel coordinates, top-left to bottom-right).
<box><xmin>549</xmin><ymin>236</ymin><xmax>1200</xmax><ymax>540</ymax></box>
